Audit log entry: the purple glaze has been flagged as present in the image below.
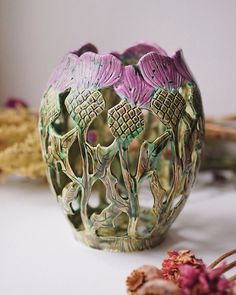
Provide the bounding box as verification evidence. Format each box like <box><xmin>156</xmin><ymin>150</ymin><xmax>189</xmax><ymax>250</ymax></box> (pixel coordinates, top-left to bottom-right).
<box><xmin>47</xmin><ymin>43</ymin><xmax>98</xmax><ymax>92</ymax></box>
<box><xmin>48</xmin><ymin>51</ymin><xmax>122</xmax><ymax>92</ymax></box>
<box><xmin>47</xmin><ymin>54</ymin><xmax>78</xmax><ymax>91</ymax></box>
<box><xmin>114</xmin><ymin>65</ymin><xmax>154</xmax><ymax>106</ymax></box>
<box><xmin>47</xmin><ymin>42</ymin><xmax>193</xmax><ymax>96</ymax></box>
<box><xmin>171</xmin><ymin>49</ymin><xmax>194</xmax><ymax>82</ymax></box>
<box><xmin>111</xmin><ymin>41</ymin><xmax>167</xmax><ymax>61</ymax></box>
<box><xmin>122</xmin><ymin>42</ymin><xmax>167</xmax><ymax>59</ymax></box>
<box><xmin>139</xmin><ymin>52</ymin><xmax>187</xmax><ymax>89</ymax></box>
<box><xmin>72</xmin><ymin>43</ymin><xmax>98</xmax><ymax>57</ymax></box>
<box><xmin>76</xmin><ymin>52</ymin><xmax>122</xmax><ymax>89</ymax></box>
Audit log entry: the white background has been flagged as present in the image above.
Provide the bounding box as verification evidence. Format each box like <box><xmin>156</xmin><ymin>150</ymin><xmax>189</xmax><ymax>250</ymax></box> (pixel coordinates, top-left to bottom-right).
<box><xmin>0</xmin><ymin>0</ymin><xmax>236</xmax><ymax>115</ymax></box>
<box><xmin>0</xmin><ymin>179</ymin><xmax>236</xmax><ymax>295</ymax></box>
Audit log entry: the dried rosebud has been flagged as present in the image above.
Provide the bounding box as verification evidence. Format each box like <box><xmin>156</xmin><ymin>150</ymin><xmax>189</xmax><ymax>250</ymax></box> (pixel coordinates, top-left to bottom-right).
<box><xmin>136</xmin><ymin>279</ymin><xmax>181</xmax><ymax>295</ymax></box>
<box><xmin>179</xmin><ymin>264</ymin><xmax>234</xmax><ymax>295</ymax></box>
<box><xmin>127</xmin><ymin>269</ymin><xmax>145</xmax><ymax>294</ymax></box>
<box><xmin>161</xmin><ymin>250</ymin><xmax>205</xmax><ymax>285</ymax></box>
<box><xmin>138</xmin><ymin>265</ymin><xmax>163</xmax><ymax>282</ymax></box>
<box><xmin>4</xmin><ymin>97</ymin><xmax>28</xmax><ymax>108</ymax></box>
<box><xmin>127</xmin><ymin>265</ymin><xmax>162</xmax><ymax>294</ymax></box>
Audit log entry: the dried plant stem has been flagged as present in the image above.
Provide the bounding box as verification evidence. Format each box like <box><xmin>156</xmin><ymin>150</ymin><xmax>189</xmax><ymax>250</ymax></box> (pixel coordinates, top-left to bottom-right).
<box><xmin>205</xmin><ymin>122</ymin><xmax>236</xmax><ymax>140</ymax></box>
<box><xmin>209</xmin><ymin>249</ymin><xmax>236</xmax><ymax>269</ymax></box>
<box><xmin>221</xmin><ymin>260</ymin><xmax>236</xmax><ymax>274</ymax></box>
<box><xmin>78</xmin><ymin>131</ymin><xmax>91</xmax><ymax>230</ymax></box>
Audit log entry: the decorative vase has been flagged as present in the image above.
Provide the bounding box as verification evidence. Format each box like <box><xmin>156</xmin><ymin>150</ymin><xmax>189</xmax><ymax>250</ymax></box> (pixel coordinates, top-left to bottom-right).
<box><xmin>39</xmin><ymin>42</ymin><xmax>204</xmax><ymax>251</ymax></box>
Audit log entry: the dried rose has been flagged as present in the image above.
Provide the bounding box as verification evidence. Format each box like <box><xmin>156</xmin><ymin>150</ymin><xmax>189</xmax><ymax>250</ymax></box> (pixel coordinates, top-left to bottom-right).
<box><xmin>179</xmin><ymin>264</ymin><xmax>234</xmax><ymax>295</ymax></box>
<box><xmin>136</xmin><ymin>278</ymin><xmax>181</xmax><ymax>295</ymax></box>
<box><xmin>161</xmin><ymin>250</ymin><xmax>205</xmax><ymax>285</ymax></box>
<box><xmin>4</xmin><ymin>97</ymin><xmax>28</xmax><ymax>108</ymax></box>
<box><xmin>127</xmin><ymin>265</ymin><xmax>162</xmax><ymax>294</ymax></box>
<box><xmin>127</xmin><ymin>269</ymin><xmax>145</xmax><ymax>294</ymax></box>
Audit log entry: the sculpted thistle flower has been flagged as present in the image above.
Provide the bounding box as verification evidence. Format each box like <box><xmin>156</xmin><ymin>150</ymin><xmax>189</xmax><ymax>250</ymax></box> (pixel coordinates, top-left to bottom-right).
<box><xmin>64</xmin><ymin>51</ymin><xmax>122</xmax><ymax>131</ymax></box>
<box><xmin>108</xmin><ymin>65</ymin><xmax>153</xmax><ymax>144</ymax></box>
<box><xmin>138</xmin><ymin>48</ymin><xmax>193</xmax><ymax>90</ymax></box>
<box><xmin>137</xmin><ymin>48</ymin><xmax>195</xmax><ymax>164</ymax></box>
<box><xmin>114</xmin><ymin>65</ymin><xmax>154</xmax><ymax>107</ymax></box>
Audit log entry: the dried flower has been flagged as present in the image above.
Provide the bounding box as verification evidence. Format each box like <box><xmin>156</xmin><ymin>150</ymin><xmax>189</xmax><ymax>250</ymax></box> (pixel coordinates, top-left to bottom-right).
<box><xmin>127</xmin><ymin>269</ymin><xmax>145</xmax><ymax>294</ymax></box>
<box><xmin>138</xmin><ymin>265</ymin><xmax>163</xmax><ymax>282</ymax></box>
<box><xmin>179</xmin><ymin>264</ymin><xmax>234</xmax><ymax>295</ymax></box>
<box><xmin>126</xmin><ymin>249</ymin><xmax>236</xmax><ymax>294</ymax></box>
<box><xmin>4</xmin><ymin>97</ymin><xmax>28</xmax><ymax>108</ymax></box>
<box><xmin>0</xmin><ymin>107</ymin><xmax>45</xmax><ymax>179</ymax></box>
<box><xmin>127</xmin><ymin>265</ymin><xmax>162</xmax><ymax>294</ymax></box>
<box><xmin>136</xmin><ymin>279</ymin><xmax>181</xmax><ymax>295</ymax></box>
<box><xmin>161</xmin><ymin>250</ymin><xmax>205</xmax><ymax>285</ymax></box>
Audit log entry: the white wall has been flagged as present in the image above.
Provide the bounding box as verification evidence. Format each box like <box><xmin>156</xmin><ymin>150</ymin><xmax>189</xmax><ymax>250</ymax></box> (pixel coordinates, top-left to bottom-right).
<box><xmin>0</xmin><ymin>0</ymin><xmax>235</xmax><ymax>116</ymax></box>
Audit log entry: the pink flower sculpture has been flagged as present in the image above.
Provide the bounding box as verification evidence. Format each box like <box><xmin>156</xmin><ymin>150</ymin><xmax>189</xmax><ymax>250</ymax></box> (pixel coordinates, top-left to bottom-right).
<box><xmin>139</xmin><ymin>49</ymin><xmax>194</xmax><ymax>89</ymax></box>
<box><xmin>114</xmin><ymin>65</ymin><xmax>154</xmax><ymax>107</ymax></box>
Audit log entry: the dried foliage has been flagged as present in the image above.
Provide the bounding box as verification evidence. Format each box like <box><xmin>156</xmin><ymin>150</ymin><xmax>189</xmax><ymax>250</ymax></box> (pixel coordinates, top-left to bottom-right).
<box><xmin>0</xmin><ymin>107</ymin><xmax>45</xmax><ymax>180</ymax></box>
<box><xmin>126</xmin><ymin>249</ymin><xmax>236</xmax><ymax>294</ymax></box>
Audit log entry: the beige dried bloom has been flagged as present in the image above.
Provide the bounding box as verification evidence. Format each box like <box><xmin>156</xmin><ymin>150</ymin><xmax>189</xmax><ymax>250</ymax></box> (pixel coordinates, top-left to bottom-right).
<box><xmin>127</xmin><ymin>265</ymin><xmax>163</xmax><ymax>294</ymax></box>
<box><xmin>127</xmin><ymin>270</ymin><xmax>145</xmax><ymax>294</ymax></box>
<box><xmin>136</xmin><ymin>279</ymin><xmax>181</xmax><ymax>295</ymax></box>
<box><xmin>0</xmin><ymin>107</ymin><xmax>45</xmax><ymax>180</ymax></box>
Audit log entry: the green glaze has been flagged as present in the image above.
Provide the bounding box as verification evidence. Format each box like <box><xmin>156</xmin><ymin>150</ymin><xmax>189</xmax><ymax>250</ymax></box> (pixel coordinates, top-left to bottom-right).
<box><xmin>39</xmin><ymin>82</ymin><xmax>204</xmax><ymax>252</ymax></box>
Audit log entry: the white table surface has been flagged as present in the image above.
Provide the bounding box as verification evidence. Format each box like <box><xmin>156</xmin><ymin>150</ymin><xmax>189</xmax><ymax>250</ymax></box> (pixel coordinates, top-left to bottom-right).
<box><xmin>0</xmin><ymin>177</ymin><xmax>235</xmax><ymax>295</ymax></box>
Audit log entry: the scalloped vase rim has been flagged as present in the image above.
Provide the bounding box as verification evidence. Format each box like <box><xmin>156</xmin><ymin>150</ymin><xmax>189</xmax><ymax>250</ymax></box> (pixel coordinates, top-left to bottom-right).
<box><xmin>66</xmin><ymin>42</ymin><xmax>185</xmax><ymax>64</ymax></box>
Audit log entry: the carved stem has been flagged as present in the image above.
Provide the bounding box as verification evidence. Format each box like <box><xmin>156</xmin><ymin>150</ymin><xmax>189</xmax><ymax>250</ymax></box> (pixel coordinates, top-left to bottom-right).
<box><xmin>118</xmin><ymin>142</ymin><xmax>139</xmax><ymax>237</ymax></box>
<box><xmin>90</xmin><ymin>140</ymin><xmax>118</xmax><ymax>186</ymax></box>
<box><xmin>62</xmin><ymin>127</ymin><xmax>83</xmax><ymax>186</ymax></box>
<box><xmin>164</xmin><ymin>139</ymin><xmax>182</xmax><ymax>212</ymax></box>
<box><xmin>78</xmin><ymin>130</ymin><xmax>91</xmax><ymax>230</ymax></box>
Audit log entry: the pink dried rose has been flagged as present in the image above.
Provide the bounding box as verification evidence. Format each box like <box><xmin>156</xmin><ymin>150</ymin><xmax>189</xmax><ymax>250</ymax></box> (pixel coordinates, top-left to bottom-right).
<box><xmin>161</xmin><ymin>250</ymin><xmax>205</xmax><ymax>285</ymax></box>
<box><xmin>4</xmin><ymin>97</ymin><xmax>28</xmax><ymax>108</ymax></box>
<box><xmin>126</xmin><ymin>265</ymin><xmax>163</xmax><ymax>294</ymax></box>
<box><xmin>126</xmin><ymin>249</ymin><xmax>236</xmax><ymax>294</ymax></box>
<box><xmin>136</xmin><ymin>278</ymin><xmax>181</xmax><ymax>295</ymax></box>
<box><xmin>179</xmin><ymin>264</ymin><xmax>234</xmax><ymax>295</ymax></box>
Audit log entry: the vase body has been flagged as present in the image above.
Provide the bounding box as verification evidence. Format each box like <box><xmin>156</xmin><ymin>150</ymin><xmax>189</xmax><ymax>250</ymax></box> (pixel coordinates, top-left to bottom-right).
<box><xmin>39</xmin><ymin>43</ymin><xmax>204</xmax><ymax>251</ymax></box>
